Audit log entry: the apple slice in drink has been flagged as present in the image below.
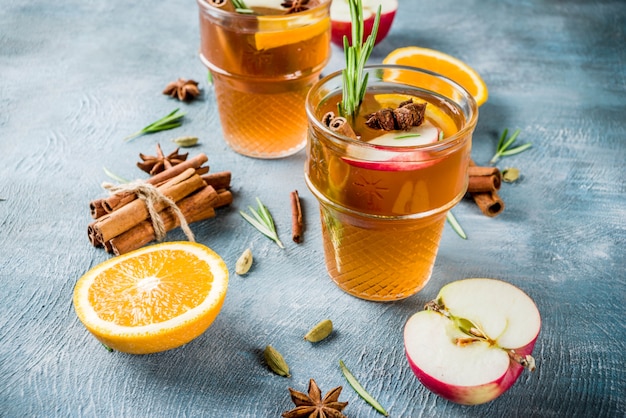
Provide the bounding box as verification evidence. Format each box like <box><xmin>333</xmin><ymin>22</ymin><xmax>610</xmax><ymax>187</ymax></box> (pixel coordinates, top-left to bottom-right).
<box><xmin>341</xmin><ymin>122</ymin><xmax>442</xmax><ymax>171</ymax></box>
<box><xmin>404</xmin><ymin>278</ymin><xmax>540</xmax><ymax>405</ymax></box>
<box><xmin>330</xmin><ymin>0</ymin><xmax>398</xmax><ymax>46</ymax></box>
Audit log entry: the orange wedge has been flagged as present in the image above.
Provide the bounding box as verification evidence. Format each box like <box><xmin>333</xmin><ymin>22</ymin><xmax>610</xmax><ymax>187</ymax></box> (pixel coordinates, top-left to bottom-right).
<box><xmin>255</xmin><ymin>16</ymin><xmax>330</xmax><ymax>50</ymax></box>
<box><xmin>73</xmin><ymin>242</ymin><xmax>228</xmax><ymax>354</ymax></box>
<box><xmin>383</xmin><ymin>46</ymin><xmax>488</xmax><ymax>106</ymax></box>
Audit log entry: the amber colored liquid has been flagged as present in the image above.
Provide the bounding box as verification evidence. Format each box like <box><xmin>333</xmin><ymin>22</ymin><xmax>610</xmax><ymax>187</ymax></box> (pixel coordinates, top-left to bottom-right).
<box><xmin>199</xmin><ymin>4</ymin><xmax>330</xmax><ymax>158</ymax></box>
<box><xmin>307</xmin><ymin>91</ymin><xmax>471</xmax><ymax>301</ymax></box>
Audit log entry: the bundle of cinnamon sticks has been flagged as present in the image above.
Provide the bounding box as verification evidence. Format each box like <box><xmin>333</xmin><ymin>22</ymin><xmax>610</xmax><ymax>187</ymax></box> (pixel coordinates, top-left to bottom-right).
<box><xmin>467</xmin><ymin>160</ymin><xmax>504</xmax><ymax>217</ymax></box>
<box><xmin>88</xmin><ymin>153</ymin><xmax>232</xmax><ymax>255</ymax></box>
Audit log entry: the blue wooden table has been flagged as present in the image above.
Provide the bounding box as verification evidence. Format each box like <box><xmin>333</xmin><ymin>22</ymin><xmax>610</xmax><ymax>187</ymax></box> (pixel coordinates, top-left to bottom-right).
<box><xmin>1</xmin><ymin>0</ymin><xmax>624</xmax><ymax>416</ymax></box>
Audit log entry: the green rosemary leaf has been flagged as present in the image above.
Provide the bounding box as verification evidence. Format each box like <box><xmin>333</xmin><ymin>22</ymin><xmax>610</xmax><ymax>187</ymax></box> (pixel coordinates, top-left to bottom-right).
<box><xmin>490</xmin><ymin>128</ymin><xmax>531</xmax><ymax>164</ymax></box>
<box><xmin>102</xmin><ymin>167</ymin><xmax>129</xmax><ymax>184</ymax></box>
<box><xmin>395</xmin><ymin>134</ymin><xmax>421</xmax><ymax>139</ymax></box>
<box><xmin>340</xmin><ymin>0</ymin><xmax>381</xmax><ymax>120</ymax></box>
<box><xmin>339</xmin><ymin>360</ymin><xmax>389</xmax><ymax>416</ymax></box>
<box><xmin>123</xmin><ymin>108</ymin><xmax>186</xmax><ymax>142</ymax></box>
<box><xmin>446</xmin><ymin>211</ymin><xmax>467</xmax><ymax>239</ymax></box>
<box><xmin>240</xmin><ymin>198</ymin><xmax>284</xmax><ymax>248</ymax></box>
<box><xmin>207</xmin><ymin>71</ymin><xmax>213</xmax><ymax>85</ymax></box>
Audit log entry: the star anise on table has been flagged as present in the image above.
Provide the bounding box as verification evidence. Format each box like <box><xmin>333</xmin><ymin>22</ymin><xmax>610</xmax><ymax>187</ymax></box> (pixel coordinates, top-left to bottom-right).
<box><xmin>137</xmin><ymin>143</ymin><xmax>188</xmax><ymax>175</ymax></box>
<box><xmin>282</xmin><ymin>379</ymin><xmax>348</xmax><ymax>418</ymax></box>
<box><xmin>162</xmin><ymin>78</ymin><xmax>200</xmax><ymax>101</ymax></box>
<box><xmin>281</xmin><ymin>0</ymin><xmax>310</xmax><ymax>14</ymax></box>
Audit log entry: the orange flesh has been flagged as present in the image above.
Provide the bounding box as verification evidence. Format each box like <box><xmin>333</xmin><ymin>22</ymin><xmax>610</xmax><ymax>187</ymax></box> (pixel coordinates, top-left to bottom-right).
<box><xmin>88</xmin><ymin>249</ymin><xmax>214</xmax><ymax>326</ymax></box>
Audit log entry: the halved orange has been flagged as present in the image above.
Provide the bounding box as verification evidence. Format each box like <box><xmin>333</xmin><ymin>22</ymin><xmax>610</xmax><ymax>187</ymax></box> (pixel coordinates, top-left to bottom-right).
<box><xmin>383</xmin><ymin>46</ymin><xmax>488</xmax><ymax>106</ymax></box>
<box><xmin>73</xmin><ymin>242</ymin><xmax>228</xmax><ymax>354</ymax></box>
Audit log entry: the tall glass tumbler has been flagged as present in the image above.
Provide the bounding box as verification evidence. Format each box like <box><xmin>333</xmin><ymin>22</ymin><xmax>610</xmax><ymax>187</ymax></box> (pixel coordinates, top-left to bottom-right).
<box><xmin>197</xmin><ymin>0</ymin><xmax>331</xmax><ymax>159</ymax></box>
<box><xmin>305</xmin><ymin>65</ymin><xmax>478</xmax><ymax>301</ymax></box>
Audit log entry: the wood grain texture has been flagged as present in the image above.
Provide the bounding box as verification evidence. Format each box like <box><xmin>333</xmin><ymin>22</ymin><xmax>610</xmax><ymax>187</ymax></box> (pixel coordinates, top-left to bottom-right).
<box><xmin>1</xmin><ymin>0</ymin><xmax>624</xmax><ymax>416</ymax></box>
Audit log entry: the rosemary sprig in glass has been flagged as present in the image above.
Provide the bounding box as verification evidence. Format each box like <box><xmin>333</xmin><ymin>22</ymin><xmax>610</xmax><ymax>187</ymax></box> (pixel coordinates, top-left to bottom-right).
<box><xmin>231</xmin><ymin>0</ymin><xmax>253</xmax><ymax>14</ymax></box>
<box><xmin>240</xmin><ymin>197</ymin><xmax>284</xmax><ymax>248</ymax></box>
<box><xmin>339</xmin><ymin>359</ymin><xmax>389</xmax><ymax>416</ymax></box>
<box><xmin>489</xmin><ymin>128</ymin><xmax>531</xmax><ymax>164</ymax></box>
<box><xmin>123</xmin><ymin>108</ymin><xmax>186</xmax><ymax>142</ymax></box>
<box><xmin>339</xmin><ymin>0</ymin><xmax>381</xmax><ymax>121</ymax></box>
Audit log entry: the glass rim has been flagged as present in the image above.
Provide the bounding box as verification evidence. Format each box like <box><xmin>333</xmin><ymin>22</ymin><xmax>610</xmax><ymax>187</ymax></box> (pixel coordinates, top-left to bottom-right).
<box><xmin>305</xmin><ymin>64</ymin><xmax>479</xmax><ymax>153</ymax></box>
<box><xmin>196</xmin><ymin>0</ymin><xmax>331</xmax><ymax>21</ymax></box>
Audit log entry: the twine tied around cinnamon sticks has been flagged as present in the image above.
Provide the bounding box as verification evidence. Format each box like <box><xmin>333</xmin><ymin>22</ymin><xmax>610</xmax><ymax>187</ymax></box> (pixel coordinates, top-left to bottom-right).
<box><xmin>102</xmin><ymin>181</ymin><xmax>195</xmax><ymax>243</ymax></box>
<box><xmin>88</xmin><ymin>153</ymin><xmax>233</xmax><ymax>255</ymax></box>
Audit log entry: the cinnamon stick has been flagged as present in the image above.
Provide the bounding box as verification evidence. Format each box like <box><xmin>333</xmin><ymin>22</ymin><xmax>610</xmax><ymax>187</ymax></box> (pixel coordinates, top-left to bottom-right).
<box><xmin>89</xmin><ymin>199</ymin><xmax>107</xmax><ymax>219</ymax></box>
<box><xmin>471</xmin><ymin>191</ymin><xmax>505</xmax><ymax>217</ymax></box>
<box><xmin>97</xmin><ymin>153</ymin><xmax>209</xmax><ymax>214</ymax></box>
<box><xmin>109</xmin><ymin>186</ymin><xmax>218</xmax><ymax>255</ymax></box>
<box><xmin>468</xmin><ymin>166</ymin><xmax>502</xmax><ymax>193</ymax></box>
<box><xmin>201</xmin><ymin>171</ymin><xmax>231</xmax><ymax>190</ymax></box>
<box><xmin>214</xmin><ymin>189</ymin><xmax>233</xmax><ymax>208</ymax></box>
<box><xmin>93</xmin><ymin>169</ymin><xmax>205</xmax><ymax>243</ymax></box>
<box><xmin>322</xmin><ymin>112</ymin><xmax>358</xmax><ymax>140</ymax></box>
<box><xmin>290</xmin><ymin>190</ymin><xmax>304</xmax><ymax>243</ymax></box>
<box><xmin>468</xmin><ymin>160</ymin><xmax>505</xmax><ymax>217</ymax></box>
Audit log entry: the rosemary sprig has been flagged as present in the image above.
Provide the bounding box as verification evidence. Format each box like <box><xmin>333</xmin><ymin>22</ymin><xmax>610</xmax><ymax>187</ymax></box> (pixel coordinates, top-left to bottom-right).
<box><xmin>231</xmin><ymin>0</ymin><xmax>253</xmax><ymax>13</ymax></box>
<box><xmin>240</xmin><ymin>197</ymin><xmax>284</xmax><ymax>248</ymax></box>
<box><xmin>123</xmin><ymin>108</ymin><xmax>186</xmax><ymax>142</ymax></box>
<box><xmin>489</xmin><ymin>128</ymin><xmax>532</xmax><ymax>164</ymax></box>
<box><xmin>339</xmin><ymin>0</ymin><xmax>381</xmax><ymax>121</ymax></box>
<box><xmin>339</xmin><ymin>359</ymin><xmax>389</xmax><ymax>416</ymax></box>
<box><xmin>446</xmin><ymin>211</ymin><xmax>467</xmax><ymax>239</ymax></box>
<box><xmin>102</xmin><ymin>167</ymin><xmax>129</xmax><ymax>184</ymax></box>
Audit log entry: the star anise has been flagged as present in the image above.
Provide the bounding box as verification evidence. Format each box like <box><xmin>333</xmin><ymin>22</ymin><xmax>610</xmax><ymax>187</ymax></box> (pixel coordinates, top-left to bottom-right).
<box><xmin>137</xmin><ymin>143</ymin><xmax>188</xmax><ymax>175</ymax></box>
<box><xmin>163</xmin><ymin>78</ymin><xmax>200</xmax><ymax>101</ymax></box>
<box><xmin>281</xmin><ymin>0</ymin><xmax>310</xmax><ymax>14</ymax></box>
<box><xmin>282</xmin><ymin>379</ymin><xmax>348</xmax><ymax>418</ymax></box>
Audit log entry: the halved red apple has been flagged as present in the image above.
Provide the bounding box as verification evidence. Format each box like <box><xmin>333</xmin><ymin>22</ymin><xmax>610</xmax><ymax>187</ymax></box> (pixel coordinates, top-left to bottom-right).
<box><xmin>330</xmin><ymin>0</ymin><xmax>398</xmax><ymax>47</ymax></box>
<box><xmin>404</xmin><ymin>278</ymin><xmax>541</xmax><ymax>405</ymax></box>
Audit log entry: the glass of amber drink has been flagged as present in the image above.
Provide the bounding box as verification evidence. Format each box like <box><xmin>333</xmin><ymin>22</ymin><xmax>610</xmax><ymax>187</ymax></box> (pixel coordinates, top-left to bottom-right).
<box><xmin>305</xmin><ymin>65</ymin><xmax>478</xmax><ymax>301</ymax></box>
<box><xmin>197</xmin><ymin>0</ymin><xmax>331</xmax><ymax>159</ymax></box>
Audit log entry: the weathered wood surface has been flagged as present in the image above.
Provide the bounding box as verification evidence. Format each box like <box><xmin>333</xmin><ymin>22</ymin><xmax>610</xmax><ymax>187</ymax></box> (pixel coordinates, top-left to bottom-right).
<box><xmin>1</xmin><ymin>0</ymin><xmax>624</xmax><ymax>416</ymax></box>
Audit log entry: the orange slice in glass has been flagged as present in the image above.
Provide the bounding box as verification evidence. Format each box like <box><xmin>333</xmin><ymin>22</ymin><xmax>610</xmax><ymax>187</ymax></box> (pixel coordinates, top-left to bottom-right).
<box><xmin>255</xmin><ymin>16</ymin><xmax>330</xmax><ymax>50</ymax></box>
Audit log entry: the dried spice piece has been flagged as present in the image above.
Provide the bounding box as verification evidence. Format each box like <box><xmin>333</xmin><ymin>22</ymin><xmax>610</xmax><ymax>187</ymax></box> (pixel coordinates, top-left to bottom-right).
<box><xmin>502</xmin><ymin>167</ymin><xmax>521</xmax><ymax>183</ymax></box>
<box><xmin>235</xmin><ymin>248</ymin><xmax>253</xmax><ymax>275</ymax></box>
<box><xmin>282</xmin><ymin>379</ymin><xmax>348</xmax><ymax>418</ymax></box>
<box><xmin>290</xmin><ymin>190</ymin><xmax>304</xmax><ymax>243</ymax></box>
<box><xmin>171</xmin><ymin>136</ymin><xmax>199</xmax><ymax>148</ymax></box>
<box><xmin>322</xmin><ymin>112</ymin><xmax>358</xmax><ymax>140</ymax></box>
<box><xmin>163</xmin><ymin>78</ymin><xmax>201</xmax><ymax>101</ymax></box>
<box><xmin>281</xmin><ymin>0</ymin><xmax>310</xmax><ymax>14</ymax></box>
<box><xmin>264</xmin><ymin>345</ymin><xmax>290</xmax><ymax>377</ymax></box>
<box><xmin>137</xmin><ymin>144</ymin><xmax>188</xmax><ymax>175</ymax></box>
<box><xmin>304</xmin><ymin>319</ymin><xmax>333</xmax><ymax>343</ymax></box>
<box><xmin>365</xmin><ymin>99</ymin><xmax>427</xmax><ymax>131</ymax></box>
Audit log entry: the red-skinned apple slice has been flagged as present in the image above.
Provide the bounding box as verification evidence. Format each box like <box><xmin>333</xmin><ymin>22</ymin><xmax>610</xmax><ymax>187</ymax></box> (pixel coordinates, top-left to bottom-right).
<box><xmin>330</xmin><ymin>0</ymin><xmax>398</xmax><ymax>47</ymax></box>
<box><xmin>341</xmin><ymin>122</ymin><xmax>442</xmax><ymax>171</ymax></box>
<box><xmin>404</xmin><ymin>278</ymin><xmax>540</xmax><ymax>405</ymax></box>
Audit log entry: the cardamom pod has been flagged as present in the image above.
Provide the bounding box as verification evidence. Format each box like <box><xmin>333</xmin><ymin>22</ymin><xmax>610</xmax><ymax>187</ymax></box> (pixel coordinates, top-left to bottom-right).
<box><xmin>235</xmin><ymin>248</ymin><xmax>253</xmax><ymax>275</ymax></box>
<box><xmin>304</xmin><ymin>319</ymin><xmax>333</xmax><ymax>343</ymax></box>
<box><xmin>502</xmin><ymin>167</ymin><xmax>520</xmax><ymax>183</ymax></box>
<box><xmin>264</xmin><ymin>345</ymin><xmax>290</xmax><ymax>377</ymax></box>
<box><xmin>171</xmin><ymin>136</ymin><xmax>199</xmax><ymax>147</ymax></box>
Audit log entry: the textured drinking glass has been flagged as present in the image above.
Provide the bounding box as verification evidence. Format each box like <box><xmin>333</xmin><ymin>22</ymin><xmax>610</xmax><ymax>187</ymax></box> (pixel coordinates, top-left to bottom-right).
<box><xmin>305</xmin><ymin>65</ymin><xmax>478</xmax><ymax>301</ymax></box>
<box><xmin>197</xmin><ymin>0</ymin><xmax>331</xmax><ymax>159</ymax></box>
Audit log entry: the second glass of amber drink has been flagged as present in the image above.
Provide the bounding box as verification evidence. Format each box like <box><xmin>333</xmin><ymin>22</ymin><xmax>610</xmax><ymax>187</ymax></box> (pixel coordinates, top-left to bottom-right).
<box><xmin>197</xmin><ymin>0</ymin><xmax>331</xmax><ymax>158</ymax></box>
<box><xmin>305</xmin><ymin>65</ymin><xmax>478</xmax><ymax>301</ymax></box>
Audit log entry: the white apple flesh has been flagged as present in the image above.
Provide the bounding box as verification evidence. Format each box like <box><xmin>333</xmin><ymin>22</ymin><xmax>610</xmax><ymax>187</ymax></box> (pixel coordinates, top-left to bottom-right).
<box><xmin>330</xmin><ymin>0</ymin><xmax>398</xmax><ymax>47</ymax></box>
<box><xmin>404</xmin><ymin>278</ymin><xmax>540</xmax><ymax>405</ymax></box>
<box><xmin>341</xmin><ymin>122</ymin><xmax>442</xmax><ymax>171</ymax></box>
